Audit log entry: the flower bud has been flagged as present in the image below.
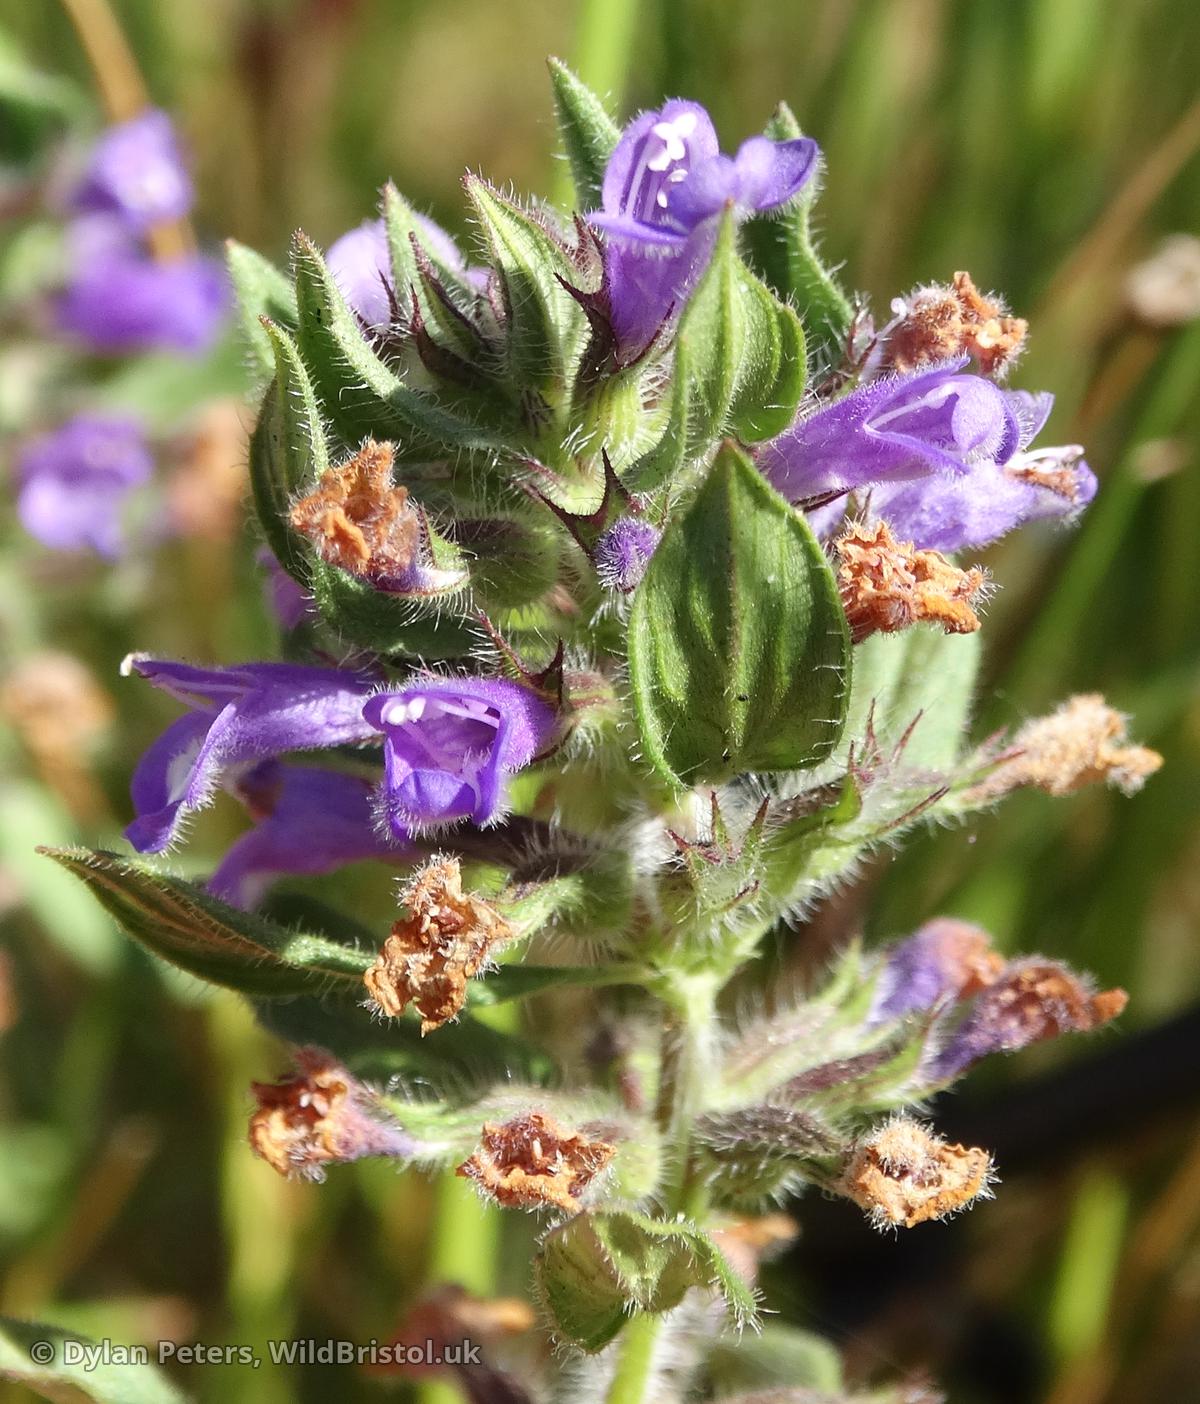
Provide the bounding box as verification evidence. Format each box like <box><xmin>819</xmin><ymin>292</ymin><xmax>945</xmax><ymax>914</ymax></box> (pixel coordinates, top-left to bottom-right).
<box><xmin>364</xmin><ymin>857</ymin><xmax>514</xmax><ymax>1033</ymax></box>
<box><xmin>248</xmin><ymin>1047</ymin><xmax>412</xmax><ymax>1181</ymax></box>
<box><xmin>870</xmin><ymin>918</ymin><xmax>1004</xmax><ymax>1024</ymax></box>
<box><xmin>840</xmin><ymin>1117</ymin><xmax>993</xmax><ymax>1229</ymax></box>
<box><xmin>457</xmin><ymin>1110</ymin><xmax>615</xmax><ymax>1213</ymax></box>
<box><xmin>834</xmin><ymin>521</ymin><xmax>986</xmax><ymax>643</ymax></box>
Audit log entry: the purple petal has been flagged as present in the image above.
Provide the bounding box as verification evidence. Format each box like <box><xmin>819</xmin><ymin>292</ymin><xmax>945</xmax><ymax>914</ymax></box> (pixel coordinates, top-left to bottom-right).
<box><xmin>208</xmin><ymin>763</ymin><xmax>410</xmax><ymax>909</ymax></box>
<box><xmin>124</xmin><ymin>658</ymin><xmax>379</xmax><ymax>853</ymax></box>
<box><xmin>757</xmin><ymin>360</ymin><xmax>1019</xmax><ymax>500</ymax></box>
<box><xmin>15</xmin><ymin>414</ymin><xmax>153</xmax><ymax>557</ymax></box>
<box><xmin>594</xmin><ymin>518</ymin><xmax>662</xmax><ymax>592</ymax></box>
<box><xmin>71</xmin><ymin>109</ymin><xmax>193</xmax><ymax>232</ymax></box>
<box><xmin>730</xmin><ymin>135</ymin><xmax>819</xmax><ymax>211</ymax></box>
<box><xmin>327</xmin><ymin>219</ymin><xmax>393</xmax><ymax>329</ymax></box>
<box><xmin>601</xmin><ymin>101</ymin><xmax>720</xmax><ymax>230</ymax></box>
<box><xmin>363</xmin><ymin>677</ymin><xmax>557</xmax><ymax>836</ymax></box>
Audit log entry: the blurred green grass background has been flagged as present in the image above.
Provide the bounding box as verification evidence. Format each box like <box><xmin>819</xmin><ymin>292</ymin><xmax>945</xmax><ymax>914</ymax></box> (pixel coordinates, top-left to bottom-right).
<box><xmin>1</xmin><ymin>1</ymin><xmax>1199</xmax><ymax>1402</ymax></box>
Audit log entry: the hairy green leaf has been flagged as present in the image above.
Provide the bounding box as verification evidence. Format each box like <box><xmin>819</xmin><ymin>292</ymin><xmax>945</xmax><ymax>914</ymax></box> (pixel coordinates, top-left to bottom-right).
<box><xmin>546</xmin><ymin>59</ymin><xmax>620</xmax><ymax>210</ymax></box>
<box><xmin>628</xmin><ymin>442</ymin><xmax>850</xmax><ymax>786</ymax></box>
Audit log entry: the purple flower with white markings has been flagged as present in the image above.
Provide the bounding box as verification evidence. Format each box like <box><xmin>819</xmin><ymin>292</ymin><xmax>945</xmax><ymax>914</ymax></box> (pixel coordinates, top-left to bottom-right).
<box><xmin>70</xmin><ymin>109</ymin><xmax>193</xmax><ymax>232</ymax></box>
<box><xmin>208</xmin><ymin>762</ymin><xmax>411</xmax><ymax>909</ymax></box>
<box><xmin>16</xmin><ymin>413</ymin><xmax>153</xmax><ymax>558</ymax></box>
<box><xmin>594</xmin><ymin>518</ymin><xmax>661</xmax><ymax>592</ymax></box>
<box><xmin>758</xmin><ymin>359</ymin><xmax>1097</xmax><ymax>550</ymax></box>
<box><xmin>363</xmin><ymin>677</ymin><xmax>557</xmax><ymax>836</ymax></box>
<box><xmin>591</xmin><ymin>100</ymin><xmax>818</xmax><ymax>357</ymax></box>
<box><xmin>758</xmin><ymin>358</ymin><xmax>1030</xmax><ymax>501</ymax></box>
<box><xmin>57</xmin><ymin>218</ymin><xmax>227</xmax><ymax>355</ymax></box>
<box><xmin>124</xmin><ymin>657</ymin><xmax>379</xmax><ymax>854</ymax></box>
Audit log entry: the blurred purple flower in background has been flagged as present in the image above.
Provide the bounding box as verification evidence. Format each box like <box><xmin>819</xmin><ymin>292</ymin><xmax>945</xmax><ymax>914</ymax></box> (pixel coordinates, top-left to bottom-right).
<box><xmin>56</xmin><ymin>109</ymin><xmax>228</xmax><ymax>356</ymax></box>
<box><xmin>208</xmin><ymin>762</ymin><xmax>410</xmax><ymax>909</ymax></box>
<box><xmin>124</xmin><ymin>657</ymin><xmax>379</xmax><ymax>853</ymax></box>
<box><xmin>364</xmin><ymin>677</ymin><xmax>557</xmax><ymax>835</ymax></box>
<box><xmin>69</xmin><ymin>108</ymin><xmax>193</xmax><ymax>232</ymax></box>
<box><xmin>16</xmin><ymin>413</ymin><xmax>153</xmax><ymax>558</ymax></box>
<box><xmin>57</xmin><ymin>218</ymin><xmax>227</xmax><ymax>354</ymax></box>
<box><xmin>592</xmin><ymin>100</ymin><xmax>818</xmax><ymax>357</ymax></box>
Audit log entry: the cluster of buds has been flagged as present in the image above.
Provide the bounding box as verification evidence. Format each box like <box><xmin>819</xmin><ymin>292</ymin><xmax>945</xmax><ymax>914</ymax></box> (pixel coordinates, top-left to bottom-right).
<box><xmin>47</xmin><ymin>60</ymin><xmax>1163</xmax><ymax>1403</ymax></box>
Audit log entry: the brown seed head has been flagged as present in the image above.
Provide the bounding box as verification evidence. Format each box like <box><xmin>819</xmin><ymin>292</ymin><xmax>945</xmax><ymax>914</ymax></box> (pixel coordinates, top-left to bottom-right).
<box><xmin>457</xmin><ymin>1110</ymin><xmax>615</xmax><ymax>1214</ymax></box>
<box><xmin>289</xmin><ymin>439</ymin><xmax>421</xmax><ymax>584</ymax></box>
<box><xmin>881</xmin><ymin>271</ymin><xmax>1027</xmax><ymax>377</ymax></box>
<box><xmin>962</xmin><ymin>960</ymin><xmax>1127</xmax><ymax>1057</ymax></box>
<box><xmin>842</xmin><ymin>1118</ymin><xmax>993</xmax><ymax>1229</ymax></box>
<box><xmin>835</xmin><ymin>520</ymin><xmax>986</xmax><ymax>643</ymax></box>
<box><xmin>364</xmin><ymin>858</ymin><xmax>514</xmax><ymax>1034</ymax></box>
<box><xmin>970</xmin><ymin>693</ymin><xmax>1162</xmax><ymax>801</ymax></box>
<box><xmin>248</xmin><ymin>1047</ymin><xmax>409</xmax><ymax>1181</ymax></box>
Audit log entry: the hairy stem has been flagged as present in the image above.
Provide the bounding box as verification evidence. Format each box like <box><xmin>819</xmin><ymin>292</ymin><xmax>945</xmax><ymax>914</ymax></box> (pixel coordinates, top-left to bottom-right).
<box><xmin>604</xmin><ymin>977</ymin><xmax>718</xmax><ymax>1404</ymax></box>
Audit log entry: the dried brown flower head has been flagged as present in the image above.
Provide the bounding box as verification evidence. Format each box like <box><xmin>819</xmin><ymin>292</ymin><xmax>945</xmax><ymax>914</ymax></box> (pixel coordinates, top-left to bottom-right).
<box><xmin>248</xmin><ymin>1047</ymin><xmax>409</xmax><ymax>1181</ymax></box>
<box><xmin>166</xmin><ymin>399</ymin><xmax>248</xmax><ymax>541</ymax></box>
<box><xmin>373</xmin><ymin>1285</ymin><xmax>535</xmax><ymax>1381</ymax></box>
<box><xmin>881</xmin><ymin>271</ymin><xmax>1027</xmax><ymax>377</ymax></box>
<box><xmin>457</xmin><ymin>1111</ymin><xmax>616</xmax><ymax>1213</ymax></box>
<box><xmin>1004</xmin><ymin>444</ymin><xmax>1091</xmax><ymax>502</ymax></box>
<box><xmin>970</xmin><ymin>693</ymin><xmax>1162</xmax><ymax>801</ymax></box>
<box><xmin>835</xmin><ymin>521</ymin><xmax>986</xmax><ymax>643</ymax></box>
<box><xmin>842</xmin><ymin>1118</ymin><xmax>993</xmax><ymax>1229</ymax></box>
<box><xmin>289</xmin><ymin>439</ymin><xmax>421</xmax><ymax>584</ymax></box>
<box><xmin>364</xmin><ymin>858</ymin><xmax>514</xmax><ymax>1033</ymax></box>
<box><xmin>1125</xmin><ymin>234</ymin><xmax>1200</xmax><ymax>328</ymax></box>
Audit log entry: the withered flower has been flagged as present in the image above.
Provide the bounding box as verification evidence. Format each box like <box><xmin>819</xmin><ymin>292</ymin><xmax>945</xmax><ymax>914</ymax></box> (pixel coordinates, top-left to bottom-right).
<box><xmin>834</xmin><ymin>521</ymin><xmax>986</xmax><ymax>643</ymax></box>
<box><xmin>289</xmin><ymin>439</ymin><xmax>460</xmax><ymax>593</ymax></box>
<box><xmin>969</xmin><ymin>693</ymin><xmax>1162</xmax><ymax>801</ymax></box>
<box><xmin>880</xmin><ymin>270</ymin><xmax>1027</xmax><ymax>377</ymax></box>
<box><xmin>248</xmin><ymin>1047</ymin><xmax>411</xmax><ymax>1181</ymax></box>
<box><xmin>457</xmin><ymin>1111</ymin><xmax>615</xmax><ymax>1213</ymax></box>
<box><xmin>364</xmin><ymin>857</ymin><xmax>514</xmax><ymax>1033</ymax></box>
<box><xmin>932</xmin><ymin>959</ymin><xmax>1127</xmax><ymax>1080</ymax></box>
<box><xmin>841</xmin><ymin>1118</ymin><xmax>993</xmax><ymax>1229</ymax></box>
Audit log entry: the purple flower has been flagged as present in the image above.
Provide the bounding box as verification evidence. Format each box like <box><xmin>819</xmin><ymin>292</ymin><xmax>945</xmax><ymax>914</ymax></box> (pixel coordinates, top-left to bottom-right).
<box><xmin>16</xmin><ymin>414</ymin><xmax>153</xmax><ymax>558</ymax></box>
<box><xmin>758</xmin><ymin>358</ymin><xmax>1029</xmax><ymax>500</ymax></box>
<box><xmin>363</xmin><ymin>677</ymin><xmax>557</xmax><ymax>836</ymax></box>
<box><xmin>327</xmin><ymin>213</ymin><xmax>482</xmax><ymax>329</ymax></box>
<box><xmin>759</xmin><ymin>362</ymin><xmax>1097</xmax><ymax>551</ymax></box>
<box><xmin>70</xmin><ymin>109</ymin><xmax>193</xmax><ymax>232</ymax></box>
<box><xmin>57</xmin><ymin>217</ymin><xmax>227</xmax><ymax>355</ymax></box>
<box><xmin>591</xmin><ymin>101</ymin><xmax>818</xmax><ymax>357</ymax></box>
<box><xmin>594</xmin><ymin>518</ymin><xmax>661</xmax><ymax>592</ymax></box>
<box><xmin>208</xmin><ymin>762</ymin><xmax>410</xmax><ymax>909</ymax></box>
<box><xmin>124</xmin><ymin>656</ymin><xmax>379</xmax><ymax>853</ymax></box>
<box><xmin>869</xmin><ymin>919</ymin><xmax>1003</xmax><ymax>1024</ymax></box>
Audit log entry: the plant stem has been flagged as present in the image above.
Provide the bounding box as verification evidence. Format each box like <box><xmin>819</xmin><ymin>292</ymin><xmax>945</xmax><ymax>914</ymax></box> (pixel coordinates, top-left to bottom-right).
<box><xmin>604</xmin><ymin>976</ymin><xmax>717</xmax><ymax>1404</ymax></box>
